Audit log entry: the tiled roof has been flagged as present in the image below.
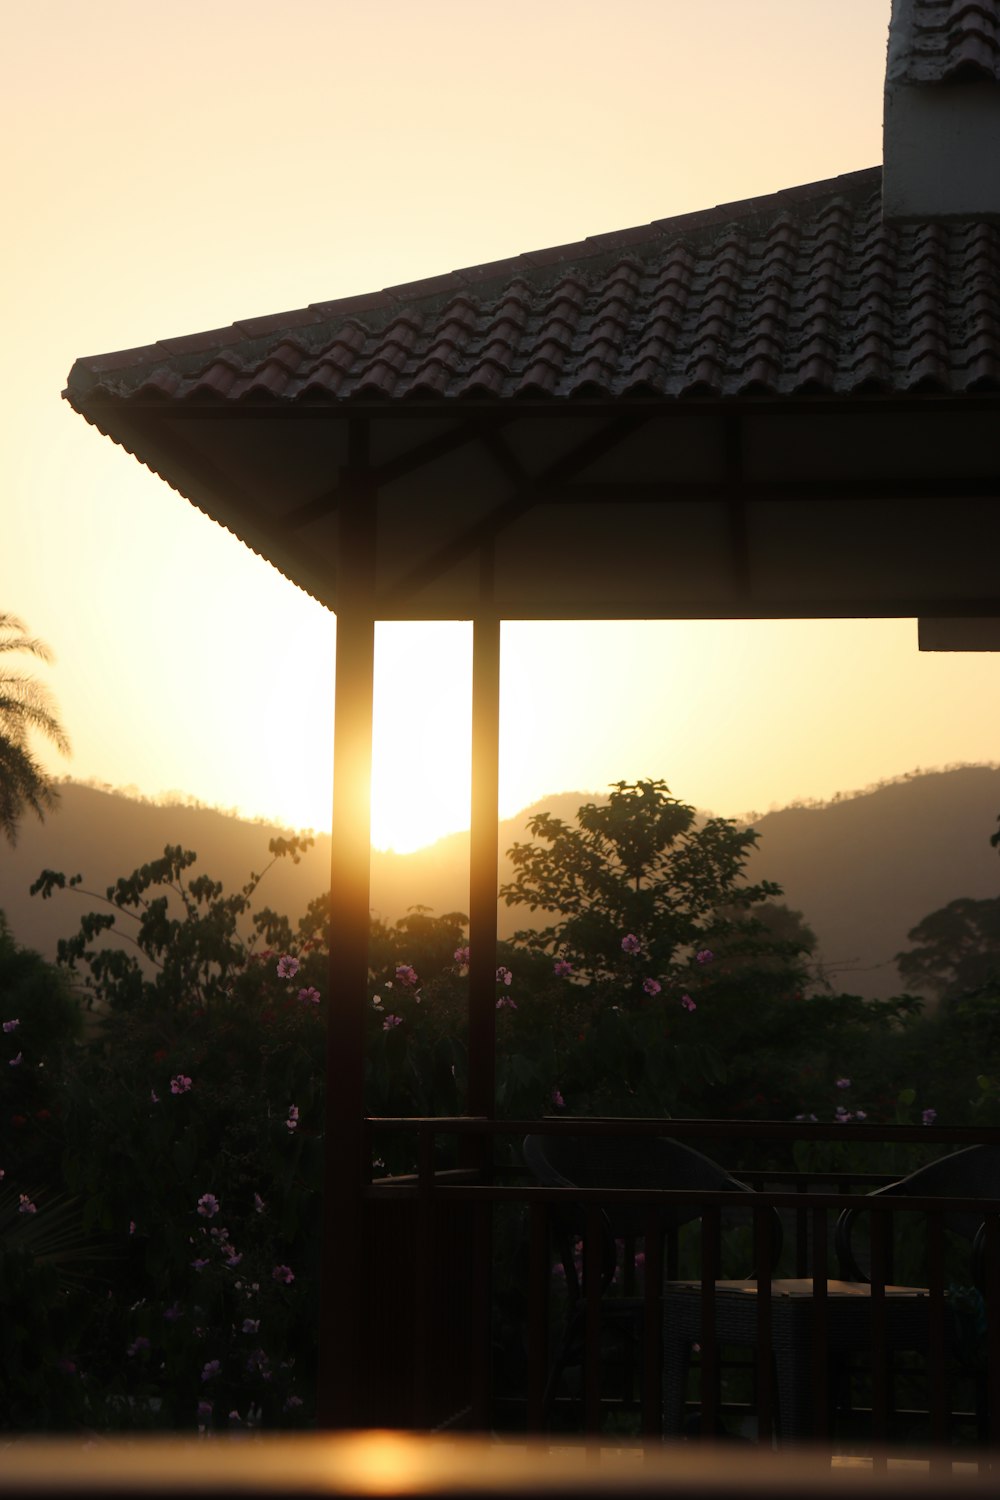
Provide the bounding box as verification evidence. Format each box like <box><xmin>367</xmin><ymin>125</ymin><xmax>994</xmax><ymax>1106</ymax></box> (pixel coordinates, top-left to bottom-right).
<box><xmin>887</xmin><ymin>0</ymin><xmax>1000</xmax><ymax>84</ymax></box>
<box><xmin>66</xmin><ymin>165</ymin><xmax>1000</xmax><ymax>410</ymax></box>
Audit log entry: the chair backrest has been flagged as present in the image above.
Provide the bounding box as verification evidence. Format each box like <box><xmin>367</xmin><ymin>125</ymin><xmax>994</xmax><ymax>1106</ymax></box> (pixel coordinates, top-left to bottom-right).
<box><xmin>522</xmin><ymin>1132</ymin><xmax>780</xmax><ymax>1289</ymax></box>
<box><xmin>836</xmin><ymin>1144</ymin><xmax>1000</xmax><ymax>1282</ymax></box>
<box><xmin>523</xmin><ymin>1132</ymin><xmax>754</xmax><ymax>1237</ymax></box>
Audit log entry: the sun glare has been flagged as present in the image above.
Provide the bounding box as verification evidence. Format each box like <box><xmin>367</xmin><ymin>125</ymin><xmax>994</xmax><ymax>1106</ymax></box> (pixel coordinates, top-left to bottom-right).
<box><xmin>369</xmin><ymin>621</ymin><xmax>473</xmax><ymax>853</ymax></box>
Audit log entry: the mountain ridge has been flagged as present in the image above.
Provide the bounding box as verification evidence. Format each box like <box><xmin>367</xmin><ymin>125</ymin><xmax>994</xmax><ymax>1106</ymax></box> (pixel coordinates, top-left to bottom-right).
<box><xmin>1</xmin><ymin>767</ymin><xmax>998</xmax><ymax>1001</ymax></box>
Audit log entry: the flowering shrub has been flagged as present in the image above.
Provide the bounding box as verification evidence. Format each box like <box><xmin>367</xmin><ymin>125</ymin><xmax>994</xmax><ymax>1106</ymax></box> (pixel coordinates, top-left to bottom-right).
<box><xmin>3</xmin><ymin>787</ymin><xmax>997</xmax><ymax>1430</ymax></box>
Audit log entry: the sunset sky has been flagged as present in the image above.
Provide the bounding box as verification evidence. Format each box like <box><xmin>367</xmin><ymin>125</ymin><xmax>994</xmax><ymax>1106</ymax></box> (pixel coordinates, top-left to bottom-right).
<box><xmin>4</xmin><ymin>0</ymin><xmax>999</xmax><ymax>854</ymax></box>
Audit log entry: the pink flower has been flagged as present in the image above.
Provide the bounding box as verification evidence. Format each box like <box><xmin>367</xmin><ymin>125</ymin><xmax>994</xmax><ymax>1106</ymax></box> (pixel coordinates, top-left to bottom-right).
<box><xmin>242</xmin><ymin>1318</ymin><xmax>260</xmax><ymax>1334</ymax></box>
<box><xmin>18</xmin><ymin>1194</ymin><xmax>35</xmax><ymax>1214</ymax></box>
<box><xmin>150</xmin><ymin>1089</ymin><xmax>160</xmax><ymax>1104</ymax></box>
<box><xmin>276</xmin><ymin>955</ymin><xmax>299</xmax><ymax>979</ymax></box>
<box><xmin>201</xmin><ymin>1359</ymin><xmax>221</xmax><ymax>1381</ymax></box>
<box><xmin>553</xmin><ymin>960</ymin><xmax>573</xmax><ymax>977</ymax></box>
<box><xmin>164</xmin><ymin>1302</ymin><xmax>183</xmax><ymax>1322</ymax></box>
<box><xmin>835</xmin><ymin>1106</ymin><xmax>853</xmax><ymax>1123</ymax></box>
<box><xmin>8</xmin><ymin>1053</ymin><xmax>22</xmax><ymax>1068</ymax></box>
<box><xmin>382</xmin><ymin>1013</ymin><xmax>402</xmax><ymax>1031</ymax></box>
<box><xmin>253</xmin><ymin>1193</ymin><xmax>266</xmax><ymax>1215</ymax></box>
<box><xmin>2</xmin><ymin>1019</ymin><xmax>19</xmax><ymax>1033</ymax></box>
<box><xmin>191</xmin><ymin>1257</ymin><xmax>209</xmax><ymax>1271</ymax></box>
<box><xmin>854</xmin><ymin>1109</ymin><xmax>868</xmax><ymax>1121</ymax></box>
<box><xmin>297</xmin><ymin>987</ymin><xmax>321</xmax><ymax>1005</ymax></box>
<box><xmin>395</xmin><ymin>964</ymin><xmax>418</xmax><ymax>987</ymax></box>
<box><xmin>496</xmin><ymin>967</ymin><xmax>512</xmax><ymax>986</ymax></box>
<box><xmin>496</xmin><ymin>995</ymin><xmax>517</xmax><ymax>1010</ymax></box>
<box><xmin>286</xmin><ymin>1105</ymin><xmax>299</xmax><ymax>1132</ymax></box>
<box><xmin>170</xmin><ymin>1075</ymin><xmax>192</xmax><ymax>1095</ymax></box>
<box><xmin>225</xmin><ymin>1251</ymin><xmax>243</xmax><ymax>1268</ymax></box>
<box><xmin>197</xmin><ymin>1400</ymin><xmax>213</xmax><ymax>1421</ymax></box>
<box><xmin>642</xmin><ymin>977</ymin><xmax>661</xmax><ymax>996</ymax></box>
<box><xmin>695</xmin><ymin>949</ymin><xmax>714</xmax><ymax>965</ymax></box>
<box><xmin>621</xmin><ymin>934</ymin><xmax>642</xmax><ymax>955</ymax></box>
<box><xmin>284</xmin><ymin>1394</ymin><xmax>304</xmax><ymax>1411</ymax></box>
<box><xmin>835</xmin><ymin>1077</ymin><xmax>851</xmax><ymax>1090</ymax></box>
<box><xmin>552</xmin><ymin>1088</ymin><xmax>565</xmax><ymax>1109</ymax></box>
<box><xmin>680</xmin><ymin>994</ymin><xmax>697</xmax><ymax>1012</ymax></box>
<box><xmin>454</xmin><ymin>947</ymin><xmax>470</xmax><ymax>966</ymax></box>
<box><xmin>272</xmin><ymin>1264</ymin><xmax>295</xmax><ymax>1284</ymax></box>
<box><xmin>197</xmin><ymin>1193</ymin><xmax>220</xmax><ymax>1219</ymax></box>
<box><xmin>922</xmin><ymin>1108</ymin><xmax>937</xmax><ymax>1126</ymax></box>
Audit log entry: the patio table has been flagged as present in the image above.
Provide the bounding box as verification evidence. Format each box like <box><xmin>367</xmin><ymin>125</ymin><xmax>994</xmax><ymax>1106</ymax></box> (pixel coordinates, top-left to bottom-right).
<box><xmin>663</xmin><ymin>1279</ymin><xmax>932</xmax><ymax>1442</ymax></box>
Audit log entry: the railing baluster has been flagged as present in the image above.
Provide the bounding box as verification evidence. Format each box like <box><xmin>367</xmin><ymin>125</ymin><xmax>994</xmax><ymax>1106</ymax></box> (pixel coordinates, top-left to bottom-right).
<box><xmin>985</xmin><ymin>1214</ymin><xmax>1000</xmax><ymax>1457</ymax></box>
<box><xmin>666</xmin><ymin>1224</ymin><xmax>679</xmax><ymax>1281</ymax></box>
<box><xmin>796</xmin><ymin>1181</ymin><xmax>809</xmax><ymax>1279</ymax></box>
<box><xmin>470</xmin><ymin>1196</ymin><xmax>492</xmax><ymax>1429</ymax></box>
<box><xmin>754</xmin><ymin>1205</ymin><xmax>774</xmax><ymax>1445</ymax></box>
<box><xmin>927</xmin><ymin>1207</ymin><xmax>949</xmax><ymax>1462</ymax></box>
<box><xmin>811</xmin><ymin>1206</ymin><xmax>829</xmax><ymax>1442</ymax></box>
<box><xmin>700</xmin><ymin>1204</ymin><xmax>720</xmax><ymax>1439</ymax></box>
<box><xmin>411</xmin><ymin>1127</ymin><xmax>434</xmax><ymax>1428</ymax></box>
<box><xmin>526</xmin><ymin>1202</ymin><xmax>550</xmax><ymax>1431</ymax></box>
<box><xmin>642</xmin><ymin>1209</ymin><xmax>664</xmax><ymax>1437</ymax></box>
<box><xmin>584</xmin><ymin>1205</ymin><xmax>603</xmax><ymax>1433</ymax></box>
<box><xmin>870</xmin><ymin>1205</ymin><xmax>889</xmax><ymax>1464</ymax></box>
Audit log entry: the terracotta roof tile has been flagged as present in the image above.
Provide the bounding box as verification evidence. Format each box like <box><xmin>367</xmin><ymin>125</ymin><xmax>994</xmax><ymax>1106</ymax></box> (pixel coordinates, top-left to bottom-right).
<box><xmin>65</xmin><ymin>166</ymin><xmax>1000</xmax><ymax>411</ymax></box>
<box><xmin>888</xmin><ymin>0</ymin><xmax>1000</xmax><ymax>84</ymax></box>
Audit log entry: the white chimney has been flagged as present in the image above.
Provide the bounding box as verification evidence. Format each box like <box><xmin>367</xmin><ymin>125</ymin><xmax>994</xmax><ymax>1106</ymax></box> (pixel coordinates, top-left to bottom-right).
<box><xmin>883</xmin><ymin>0</ymin><xmax>1000</xmax><ymax>221</ymax></box>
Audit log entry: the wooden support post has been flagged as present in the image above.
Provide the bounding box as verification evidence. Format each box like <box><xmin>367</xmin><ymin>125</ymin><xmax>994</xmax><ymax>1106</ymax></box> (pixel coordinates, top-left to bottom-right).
<box><xmin>467</xmin><ymin>612</ymin><xmax>500</xmax><ymax>1120</ymax></box>
<box><xmin>317</xmin><ymin>438</ymin><xmax>376</xmax><ymax>1428</ymax></box>
<box><xmin>465</xmin><ymin>612</ymin><xmax>500</xmax><ymax>1430</ymax></box>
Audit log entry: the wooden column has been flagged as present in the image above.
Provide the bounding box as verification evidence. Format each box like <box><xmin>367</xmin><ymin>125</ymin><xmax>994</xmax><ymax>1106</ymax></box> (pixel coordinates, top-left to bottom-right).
<box><xmin>465</xmin><ymin>611</ymin><xmax>500</xmax><ymax>1429</ymax></box>
<box><xmin>317</xmin><ymin>437</ymin><xmax>376</xmax><ymax>1428</ymax></box>
<box><xmin>467</xmin><ymin>612</ymin><xmax>500</xmax><ymax>1119</ymax></box>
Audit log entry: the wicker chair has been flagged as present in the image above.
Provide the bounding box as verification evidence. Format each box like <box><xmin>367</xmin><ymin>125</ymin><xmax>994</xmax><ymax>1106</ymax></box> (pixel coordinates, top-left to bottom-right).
<box><xmin>522</xmin><ymin>1132</ymin><xmax>780</xmax><ymax>1428</ymax></box>
<box><xmin>663</xmin><ymin>1144</ymin><xmax>1000</xmax><ymax>1444</ymax></box>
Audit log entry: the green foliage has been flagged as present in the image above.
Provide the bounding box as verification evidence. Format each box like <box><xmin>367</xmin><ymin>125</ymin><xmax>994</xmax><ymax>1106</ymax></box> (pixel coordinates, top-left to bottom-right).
<box><xmin>3</xmin><ymin>776</ymin><xmax>998</xmax><ymax>1431</ymax></box>
<box><xmin>896</xmin><ymin>895</ymin><xmax>1000</xmax><ymax>1003</ymax></box>
<box><xmin>31</xmin><ymin>836</ymin><xmax>315</xmax><ymax>1015</ymax></box>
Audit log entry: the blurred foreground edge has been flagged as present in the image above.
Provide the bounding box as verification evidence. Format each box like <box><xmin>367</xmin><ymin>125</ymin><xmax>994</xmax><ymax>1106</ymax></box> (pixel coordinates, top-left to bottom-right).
<box><xmin>0</xmin><ymin>1436</ymin><xmax>990</xmax><ymax>1499</ymax></box>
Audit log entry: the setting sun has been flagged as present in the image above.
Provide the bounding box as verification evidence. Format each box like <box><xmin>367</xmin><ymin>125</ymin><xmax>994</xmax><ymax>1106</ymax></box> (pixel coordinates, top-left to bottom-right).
<box><xmin>370</xmin><ymin>622</ymin><xmax>472</xmax><ymax>853</ymax></box>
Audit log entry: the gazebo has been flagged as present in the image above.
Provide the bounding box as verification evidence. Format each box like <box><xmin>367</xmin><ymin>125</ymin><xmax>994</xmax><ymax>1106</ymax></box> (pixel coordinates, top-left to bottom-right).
<box><xmin>65</xmin><ymin>0</ymin><xmax>1000</xmax><ymax>1432</ymax></box>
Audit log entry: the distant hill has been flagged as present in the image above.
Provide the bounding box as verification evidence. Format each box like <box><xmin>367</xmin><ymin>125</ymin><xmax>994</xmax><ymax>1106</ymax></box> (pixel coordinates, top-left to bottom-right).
<box><xmin>1</xmin><ymin>769</ymin><xmax>998</xmax><ymax>1001</ymax></box>
<box><xmin>746</xmin><ymin>765</ymin><xmax>1000</xmax><ymax>997</ymax></box>
<box><xmin>0</xmin><ymin>782</ymin><xmax>588</xmax><ymax>961</ymax></box>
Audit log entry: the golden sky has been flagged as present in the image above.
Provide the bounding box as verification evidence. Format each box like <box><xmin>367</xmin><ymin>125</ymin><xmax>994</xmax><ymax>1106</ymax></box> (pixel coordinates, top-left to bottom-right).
<box><xmin>3</xmin><ymin>0</ymin><xmax>999</xmax><ymax>853</ymax></box>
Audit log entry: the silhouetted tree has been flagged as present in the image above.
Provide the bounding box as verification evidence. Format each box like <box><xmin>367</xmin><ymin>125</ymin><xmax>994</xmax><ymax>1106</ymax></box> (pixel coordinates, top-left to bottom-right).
<box><xmin>500</xmin><ymin>778</ymin><xmax>784</xmax><ymax>995</ymax></box>
<box><xmin>0</xmin><ymin>613</ymin><xmax>70</xmax><ymax>845</ymax></box>
<box><xmin>896</xmin><ymin>895</ymin><xmax>1000</xmax><ymax>1002</ymax></box>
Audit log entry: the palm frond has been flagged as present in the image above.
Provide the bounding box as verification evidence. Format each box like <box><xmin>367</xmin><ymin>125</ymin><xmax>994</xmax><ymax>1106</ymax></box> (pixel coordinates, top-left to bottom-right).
<box><xmin>0</xmin><ymin>614</ymin><xmax>54</xmax><ymax>663</ymax></box>
<box><xmin>0</xmin><ymin>613</ymin><xmax>71</xmax><ymax>843</ymax></box>
<box><xmin>0</xmin><ymin>673</ymin><xmax>72</xmax><ymax>754</ymax></box>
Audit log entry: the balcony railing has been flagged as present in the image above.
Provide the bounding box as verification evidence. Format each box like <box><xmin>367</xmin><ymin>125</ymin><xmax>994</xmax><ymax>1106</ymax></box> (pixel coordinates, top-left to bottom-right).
<box><xmin>357</xmin><ymin>1116</ymin><xmax>1000</xmax><ymax>1470</ymax></box>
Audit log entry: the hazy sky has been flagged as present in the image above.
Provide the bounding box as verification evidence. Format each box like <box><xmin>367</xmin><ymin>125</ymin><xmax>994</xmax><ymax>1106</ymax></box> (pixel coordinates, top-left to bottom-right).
<box><xmin>4</xmin><ymin>0</ymin><xmax>999</xmax><ymax>853</ymax></box>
